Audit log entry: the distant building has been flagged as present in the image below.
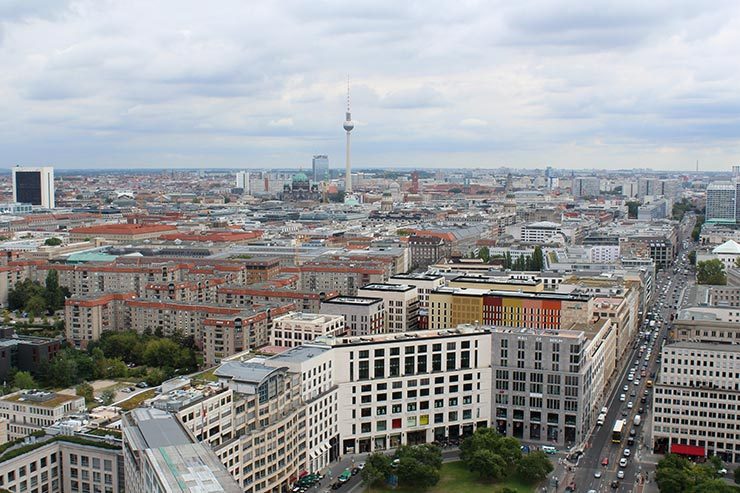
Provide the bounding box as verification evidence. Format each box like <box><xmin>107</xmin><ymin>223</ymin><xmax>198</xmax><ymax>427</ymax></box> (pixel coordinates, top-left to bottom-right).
<box><xmin>12</xmin><ymin>166</ymin><xmax>55</xmax><ymax>208</ymax></box>
<box><xmin>706</xmin><ymin>182</ymin><xmax>737</xmax><ymax>223</ymax></box>
<box><xmin>312</xmin><ymin>155</ymin><xmax>329</xmax><ymax>182</ymax></box>
<box><xmin>573</xmin><ymin>177</ymin><xmax>600</xmax><ymax>198</ymax></box>
<box><xmin>69</xmin><ymin>223</ymin><xmax>178</xmax><ymax>242</ymax></box>
<box><xmin>235</xmin><ymin>171</ymin><xmax>250</xmax><ymax>194</ymax></box>
<box><xmin>408</xmin><ymin>235</ymin><xmax>451</xmax><ymax>270</ymax></box>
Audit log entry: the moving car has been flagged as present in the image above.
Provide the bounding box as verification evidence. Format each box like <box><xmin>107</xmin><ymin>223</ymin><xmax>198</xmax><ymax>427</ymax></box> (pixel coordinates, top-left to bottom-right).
<box><xmin>594</xmin><ymin>471</ymin><xmax>602</xmax><ymax>478</ymax></box>
<box><xmin>624</xmin><ymin>449</ymin><xmax>631</xmax><ymax>457</ymax></box>
<box><xmin>601</xmin><ymin>457</ymin><xmax>609</xmax><ymax>466</ymax></box>
<box><xmin>611</xmin><ymin>480</ymin><xmax>620</xmax><ymax>489</ymax></box>
<box><xmin>619</xmin><ymin>458</ymin><xmax>628</xmax><ymax>467</ymax></box>
<box><xmin>617</xmin><ymin>470</ymin><xmax>625</xmax><ymax>479</ymax></box>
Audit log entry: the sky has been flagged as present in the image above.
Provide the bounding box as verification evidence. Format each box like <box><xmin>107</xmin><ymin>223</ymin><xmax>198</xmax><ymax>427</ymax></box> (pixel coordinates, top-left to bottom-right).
<box><xmin>1</xmin><ymin>0</ymin><xmax>740</xmax><ymax>171</ymax></box>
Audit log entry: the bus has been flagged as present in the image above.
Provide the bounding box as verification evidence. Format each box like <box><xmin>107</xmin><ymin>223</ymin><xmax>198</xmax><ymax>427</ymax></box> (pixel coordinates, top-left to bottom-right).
<box><xmin>612</xmin><ymin>419</ymin><xmax>626</xmax><ymax>443</ymax></box>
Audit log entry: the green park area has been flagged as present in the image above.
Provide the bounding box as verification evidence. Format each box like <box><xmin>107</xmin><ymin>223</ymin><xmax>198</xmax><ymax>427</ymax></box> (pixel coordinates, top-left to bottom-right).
<box><xmin>366</xmin><ymin>461</ymin><xmax>534</xmax><ymax>493</ymax></box>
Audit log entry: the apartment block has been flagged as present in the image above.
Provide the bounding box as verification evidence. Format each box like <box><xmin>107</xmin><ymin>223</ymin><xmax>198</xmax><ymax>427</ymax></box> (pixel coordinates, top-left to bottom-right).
<box><xmin>0</xmin><ymin>434</ymin><xmax>124</xmax><ymax>493</ymax></box>
<box><xmin>201</xmin><ymin>303</ymin><xmax>295</xmax><ymax>366</ymax></box>
<box><xmin>217</xmin><ymin>284</ymin><xmax>335</xmax><ymax>313</ymax></box>
<box><xmin>0</xmin><ymin>390</ymin><xmax>86</xmax><ymax>442</ymax></box>
<box><xmin>271</xmin><ymin>312</ymin><xmax>346</xmax><ymax>347</ymax></box>
<box><xmin>357</xmin><ymin>283</ymin><xmax>419</xmax><ymax>333</ymax></box>
<box><xmin>292</xmin><ymin>262</ymin><xmax>387</xmax><ymax>296</ymax></box>
<box><xmin>651</xmin><ymin>342</ymin><xmax>740</xmax><ymax>463</ymax></box>
<box><xmin>320</xmin><ymin>296</ymin><xmax>386</xmax><ymax>336</ymax></box>
<box><xmin>213</xmin><ymin>362</ymin><xmax>305</xmax><ymax>493</ymax></box>
<box><xmin>0</xmin><ymin>328</ymin><xmax>62</xmax><ymax>380</ymax></box>
<box><xmin>266</xmin><ymin>345</ymin><xmax>339</xmax><ymax>473</ymax></box>
<box><xmin>65</xmin><ymin>292</ymin><xmax>135</xmax><ymax>349</ymax></box>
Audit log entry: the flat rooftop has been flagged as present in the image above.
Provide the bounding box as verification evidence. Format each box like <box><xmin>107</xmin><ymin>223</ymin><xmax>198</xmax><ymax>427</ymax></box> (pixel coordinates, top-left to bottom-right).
<box><xmin>390</xmin><ymin>273</ymin><xmax>444</xmax><ymax>282</ymax></box>
<box><xmin>322</xmin><ymin>296</ymin><xmax>383</xmax><ymax>306</ymax></box>
<box><xmin>359</xmin><ymin>283</ymin><xmax>415</xmax><ymax>292</ymax></box>
<box><xmin>128</xmin><ymin>407</ymin><xmax>192</xmax><ymax>448</ymax></box>
<box><xmin>2</xmin><ymin>391</ymin><xmax>81</xmax><ymax>408</ymax></box>
<box><xmin>268</xmin><ymin>344</ymin><xmax>331</xmax><ymax>364</ymax></box>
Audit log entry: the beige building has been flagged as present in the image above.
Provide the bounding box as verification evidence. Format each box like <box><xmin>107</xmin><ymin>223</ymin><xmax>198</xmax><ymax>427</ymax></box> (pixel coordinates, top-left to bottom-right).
<box><xmin>271</xmin><ymin>312</ymin><xmax>346</xmax><ymax>347</ymax></box>
<box><xmin>0</xmin><ymin>434</ymin><xmax>124</xmax><ymax>493</ymax></box>
<box><xmin>0</xmin><ymin>390</ymin><xmax>85</xmax><ymax>442</ymax></box>
<box><xmin>65</xmin><ymin>292</ymin><xmax>135</xmax><ymax>349</ymax></box>
<box><xmin>388</xmin><ymin>273</ymin><xmax>445</xmax><ymax>309</ymax></box>
<box><xmin>319</xmin><ymin>296</ymin><xmax>386</xmax><ymax>336</ymax></box>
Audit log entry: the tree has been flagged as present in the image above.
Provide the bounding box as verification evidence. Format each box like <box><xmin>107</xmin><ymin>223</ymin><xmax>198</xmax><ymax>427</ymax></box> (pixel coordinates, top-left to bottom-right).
<box><xmin>100</xmin><ymin>389</ymin><xmax>116</xmax><ymax>405</ymax></box>
<box><xmin>146</xmin><ymin>368</ymin><xmax>168</xmax><ymax>387</ymax></box>
<box><xmin>361</xmin><ymin>452</ymin><xmax>392</xmax><ymax>485</ymax></box>
<box><xmin>532</xmin><ymin>246</ymin><xmax>544</xmax><ymax>271</ymax></box>
<box><xmin>467</xmin><ymin>449</ymin><xmax>507</xmax><ymax>480</ymax></box>
<box><xmin>13</xmin><ymin>371</ymin><xmax>37</xmax><ymax>389</ymax></box>
<box><xmin>688</xmin><ymin>251</ymin><xmax>696</xmax><ymax>266</ymax></box>
<box><xmin>76</xmin><ymin>382</ymin><xmax>94</xmax><ymax>403</ymax></box>
<box><xmin>25</xmin><ymin>295</ymin><xmax>47</xmax><ymax>318</ymax></box>
<box><xmin>626</xmin><ymin>201</ymin><xmax>641</xmax><ymax>219</ymax></box>
<box><xmin>460</xmin><ymin>428</ymin><xmax>522</xmax><ymax>480</ymax></box>
<box><xmin>504</xmin><ymin>251</ymin><xmax>512</xmax><ymax>270</ymax></box>
<box><xmin>696</xmin><ymin>259</ymin><xmax>726</xmax><ymax>285</ymax></box>
<box><xmin>393</xmin><ymin>445</ymin><xmax>443</xmax><ymax>489</ymax></box>
<box><xmin>733</xmin><ymin>466</ymin><xmax>740</xmax><ymax>484</ymax></box>
<box><xmin>516</xmin><ymin>451</ymin><xmax>554</xmax><ymax>483</ymax></box>
<box><xmin>43</xmin><ymin>237</ymin><xmax>62</xmax><ymax>246</ymax></box>
<box><xmin>477</xmin><ymin>246</ymin><xmax>490</xmax><ymax>263</ymax></box>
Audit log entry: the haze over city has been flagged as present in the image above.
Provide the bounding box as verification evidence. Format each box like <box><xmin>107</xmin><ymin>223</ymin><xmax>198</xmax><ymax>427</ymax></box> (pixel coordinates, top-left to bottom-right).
<box><xmin>2</xmin><ymin>0</ymin><xmax>740</xmax><ymax>170</ymax></box>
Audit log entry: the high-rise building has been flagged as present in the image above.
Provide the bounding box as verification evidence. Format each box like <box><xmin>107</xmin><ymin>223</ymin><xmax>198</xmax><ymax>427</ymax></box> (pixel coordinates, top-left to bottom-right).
<box><xmin>706</xmin><ymin>182</ymin><xmax>737</xmax><ymax>223</ymax></box>
<box><xmin>235</xmin><ymin>171</ymin><xmax>250</xmax><ymax>194</ymax></box>
<box><xmin>573</xmin><ymin>177</ymin><xmax>600</xmax><ymax>198</ymax></box>
<box><xmin>312</xmin><ymin>155</ymin><xmax>329</xmax><ymax>182</ymax></box>
<box><xmin>12</xmin><ymin>166</ymin><xmax>55</xmax><ymax>208</ymax></box>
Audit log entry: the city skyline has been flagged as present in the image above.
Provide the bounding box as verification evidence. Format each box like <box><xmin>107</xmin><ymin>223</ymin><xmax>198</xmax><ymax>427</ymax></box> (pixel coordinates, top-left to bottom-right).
<box><xmin>1</xmin><ymin>1</ymin><xmax>740</xmax><ymax>170</ymax></box>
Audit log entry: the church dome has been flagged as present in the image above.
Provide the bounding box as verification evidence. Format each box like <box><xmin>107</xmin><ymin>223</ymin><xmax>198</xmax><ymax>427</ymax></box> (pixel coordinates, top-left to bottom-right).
<box><xmin>293</xmin><ymin>172</ymin><xmax>309</xmax><ymax>183</ymax></box>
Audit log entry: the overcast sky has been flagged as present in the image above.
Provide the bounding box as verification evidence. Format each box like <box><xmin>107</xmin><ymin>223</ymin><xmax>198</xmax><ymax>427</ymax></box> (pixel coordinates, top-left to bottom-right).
<box><xmin>1</xmin><ymin>0</ymin><xmax>739</xmax><ymax>171</ymax></box>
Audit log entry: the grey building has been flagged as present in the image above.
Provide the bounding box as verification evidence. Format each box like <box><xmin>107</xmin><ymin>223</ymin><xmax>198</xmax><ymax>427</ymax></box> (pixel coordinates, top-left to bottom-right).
<box><xmin>312</xmin><ymin>155</ymin><xmax>329</xmax><ymax>182</ymax></box>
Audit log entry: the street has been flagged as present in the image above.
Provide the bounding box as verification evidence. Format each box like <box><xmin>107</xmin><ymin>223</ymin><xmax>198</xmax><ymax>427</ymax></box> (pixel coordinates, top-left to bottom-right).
<box><xmin>563</xmin><ymin>214</ymin><xmax>695</xmax><ymax>493</ymax></box>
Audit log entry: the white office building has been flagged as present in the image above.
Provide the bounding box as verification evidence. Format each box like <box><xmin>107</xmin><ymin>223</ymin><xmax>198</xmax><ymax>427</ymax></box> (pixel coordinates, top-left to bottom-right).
<box><xmin>706</xmin><ymin>182</ymin><xmax>737</xmax><ymax>223</ymax></box>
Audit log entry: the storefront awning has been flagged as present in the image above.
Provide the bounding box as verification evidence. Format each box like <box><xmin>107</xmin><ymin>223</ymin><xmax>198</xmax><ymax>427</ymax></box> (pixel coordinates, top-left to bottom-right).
<box><xmin>670</xmin><ymin>443</ymin><xmax>705</xmax><ymax>456</ymax></box>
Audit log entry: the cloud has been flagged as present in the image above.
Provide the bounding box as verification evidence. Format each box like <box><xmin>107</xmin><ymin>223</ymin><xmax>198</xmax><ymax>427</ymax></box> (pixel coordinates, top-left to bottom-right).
<box><xmin>460</xmin><ymin>118</ymin><xmax>488</xmax><ymax>128</ymax></box>
<box><xmin>0</xmin><ymin>0</ymin><xmax>740</xmax><ymax>169</ymax></box>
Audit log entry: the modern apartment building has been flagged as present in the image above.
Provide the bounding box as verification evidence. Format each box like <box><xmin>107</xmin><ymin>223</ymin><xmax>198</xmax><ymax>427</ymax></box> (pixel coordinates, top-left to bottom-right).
<box><xmin>0</xmin><ymin>390</ymin><xmax>86</xmax><ymax>442</ymax></box>
<box><xmin>357</xmin><ymin>283</ymin><xmax>419</xmax><ymax>333</ymax></box>
<box><xmin>265</xmin><ymin>345</ymin><xmax>339</xmax><ymax>473</ymax></box>
<box><xmin>651</xmin><ymin>342</ymin><xmax>740</xmax><ymax>463</ymax></box>
<box><xmin>573</xmin><ymin>177</ymin><xmax>600</xmax><ymax>198</ymax></box>
<box><xmin>521</xmin><ymin>221</ymin><xmax>564</xmax><ymax>244</ymax></box>
<box><xmin>320</xmin><ymin>296</ymin><xmax>386</xmax><ymax>336</ymax></box>
<box><xmin>294</xmin><ymin>262</ymin><xmax>387</xmax><ymax>296</ymax></box>
<box><xmin>122</xmin><ymin>407</ymin><xmax>241</xmax><ymax>493</ymax></box>
<box><xmin>271</xmin><ymin>312</ymin><xmax>346</xmax><ymax>347</ymax></box>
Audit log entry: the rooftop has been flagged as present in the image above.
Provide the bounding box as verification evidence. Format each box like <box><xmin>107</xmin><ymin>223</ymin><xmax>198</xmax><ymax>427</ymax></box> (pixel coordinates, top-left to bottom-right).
<box><xmin>713</xmin><ymin>239</ymin><xmax>740</xmax><ymax>255</ymax></box>
<box><xmin>128</xmin><ymin>407</ymin><xmax>192</xmax><ymax>448</ymax></box>
<box><xmin>322</xmin><ymin>296</ymin><xmax>384</xmax><ymax>306</ymax></box>
<box><xmin>359</xmin><ymin>283</ymin><xmax>415</xmax><ymax>292</ymax></box>
<box><xmin>268</xmin><ymin>344</ymin><xmax>331</xmax><ymax>364</ymax></box>
<box><xmin>2</xmin><ymin>390</ymin><xmax>82</xmax><ymax>408</ymax></box>
<box><xmin>214</xmin><ymin>361</ymin><xmax>285</xmax><ymax>384</ymax></box>
<box><xmin>389</xmin><ymin>273</ymin><xmax>445</xmax><ymax>282</ymax></box>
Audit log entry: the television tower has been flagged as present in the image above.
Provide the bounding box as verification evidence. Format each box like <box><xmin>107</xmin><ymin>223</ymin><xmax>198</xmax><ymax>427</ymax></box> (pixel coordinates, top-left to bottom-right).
<box><xmin>343</xmin><ymin>78</ymin><xmax>354</xmax><ymax>194</ymax></box>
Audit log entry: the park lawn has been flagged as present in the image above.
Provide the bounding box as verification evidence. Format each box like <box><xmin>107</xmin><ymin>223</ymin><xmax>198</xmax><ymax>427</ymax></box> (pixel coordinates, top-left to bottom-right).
<box><xmin>366</xmin><ymin>461</ymin><xmax>535</xmax><ymax>493</ymax></box>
